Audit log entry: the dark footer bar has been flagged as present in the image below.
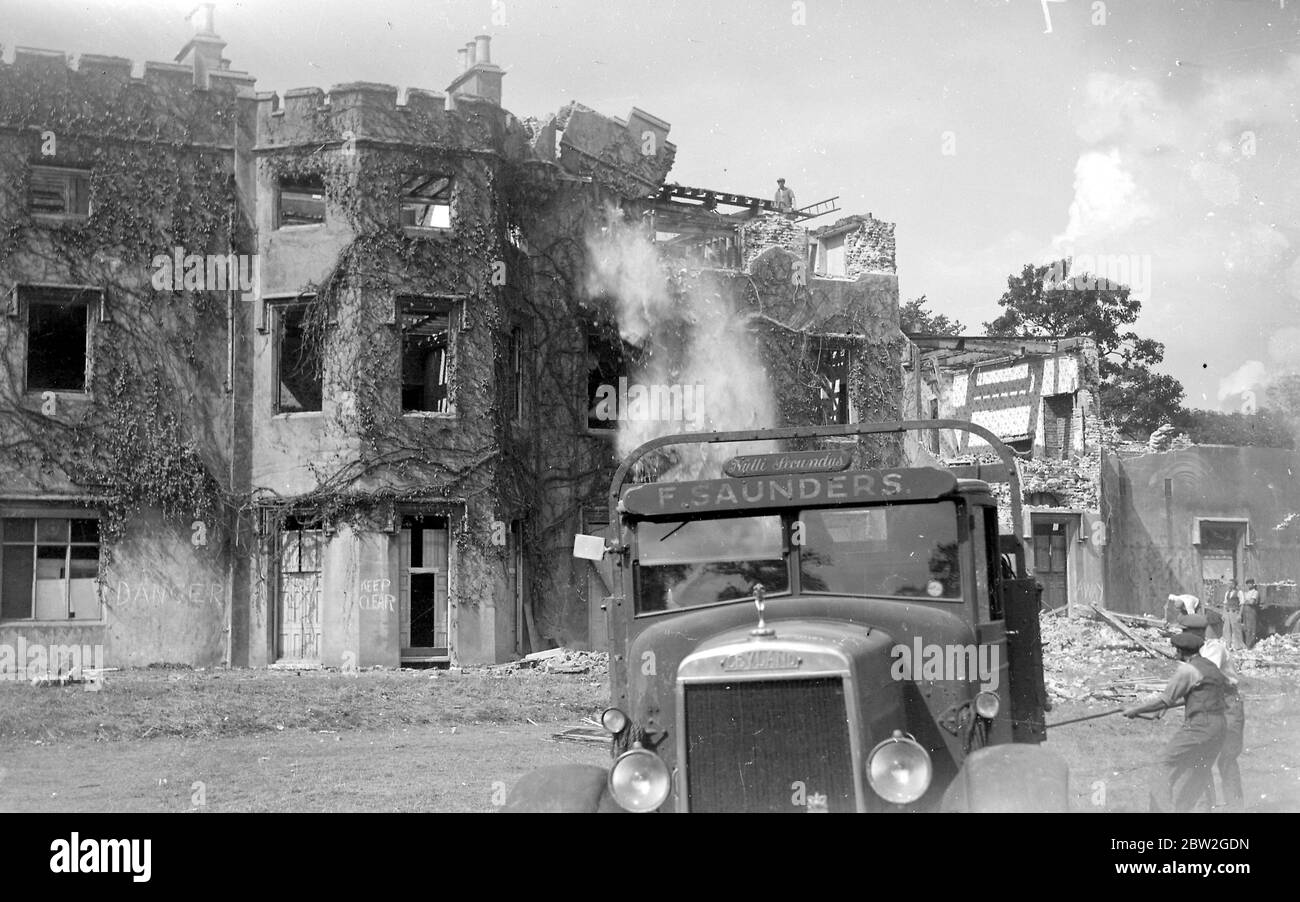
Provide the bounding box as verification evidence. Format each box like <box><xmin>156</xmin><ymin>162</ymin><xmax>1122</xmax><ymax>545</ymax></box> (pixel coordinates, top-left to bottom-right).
<box><xmin>5</xmin><ymin>812</ymin><xmax>1284</xmax><ymax>888</ymax></box>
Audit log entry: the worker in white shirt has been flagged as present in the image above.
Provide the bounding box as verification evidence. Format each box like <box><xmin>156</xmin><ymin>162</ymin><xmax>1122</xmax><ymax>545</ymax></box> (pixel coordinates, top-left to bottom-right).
<box><xmin>1166</xmin><ymin>593</ymin><xmax>1200</xmax><ymax>624</ymax></box>
<box><xmin>1182</xmin><ymin>612</ymin><xmax>1245</xmax><ymax>809</ymax></box>
<box><xmin>1221</xmin><ymin>580</ymin><xmax>1246</xmax><ymax>651</ymax></box>
<box><xmin>773</xmin><ymin>178</ymin><xmax>796</xmax><ymax>213</ymax></box>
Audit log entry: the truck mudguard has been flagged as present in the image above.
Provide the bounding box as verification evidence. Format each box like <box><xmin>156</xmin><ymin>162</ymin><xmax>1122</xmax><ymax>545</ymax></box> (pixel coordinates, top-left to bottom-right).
<box><xmin>940</xmin><ymin>744</ymin><xmax>1069</xmax><ymax>812</ymax></box>
<box><xmin>501</xmin><ymin>765</ymin><xmax>624</xmax><ymax>813</ymax></box>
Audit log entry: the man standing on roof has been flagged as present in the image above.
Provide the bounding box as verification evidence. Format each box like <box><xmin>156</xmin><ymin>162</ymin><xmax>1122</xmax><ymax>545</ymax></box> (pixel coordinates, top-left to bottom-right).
<box><xmin>1124</xmin><ymin>630</ymin><xmax>1228</xmax><ymax>812</ymax></box>
<box><xmin>774</xmin><ymin>178</ymin><xmax>796</xmax><ymax>213</ymax></box>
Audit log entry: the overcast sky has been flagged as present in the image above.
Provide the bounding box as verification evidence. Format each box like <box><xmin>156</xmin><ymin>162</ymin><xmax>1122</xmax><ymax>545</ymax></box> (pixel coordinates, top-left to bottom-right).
<box><xmin>4</xmin><ymin>0</ymin><xmax>1298</xmax><ymax>411</ymax></box>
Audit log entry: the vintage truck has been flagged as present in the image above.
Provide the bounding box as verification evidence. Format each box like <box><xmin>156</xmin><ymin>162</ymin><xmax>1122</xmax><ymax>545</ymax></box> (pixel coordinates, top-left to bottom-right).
<box><xmin>506</xmin><ymin>420</ymin><xmax>1069</xmax><ymax>812</ymax></box>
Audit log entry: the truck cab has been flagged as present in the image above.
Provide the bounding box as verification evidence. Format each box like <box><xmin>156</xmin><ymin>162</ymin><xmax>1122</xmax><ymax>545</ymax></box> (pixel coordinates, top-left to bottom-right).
<box><xmin>507</xmin><ymin>421</ymin><xmax>1066</xmax><ymax>813</ymax></box>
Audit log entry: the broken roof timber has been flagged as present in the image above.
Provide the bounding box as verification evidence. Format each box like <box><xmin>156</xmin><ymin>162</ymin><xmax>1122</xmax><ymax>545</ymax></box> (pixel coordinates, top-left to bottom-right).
<box><xmin>907</xmin><ymin>334</ymin><xmax>1093</xmax><ymax>356</ymax></box>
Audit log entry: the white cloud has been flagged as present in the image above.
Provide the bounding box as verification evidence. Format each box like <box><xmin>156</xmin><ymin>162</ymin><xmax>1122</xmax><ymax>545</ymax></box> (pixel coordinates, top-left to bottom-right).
<box><xmin>1218</xmin><ymin>360</ymin><xmax>1267</xmax><ymax>401</ymax></box>
<box><xmin>1052</xmin><ymin>148</ymin><xmax>1154</xmax><ymax>250</ymax></box>
<box><xmin>1187</xmin><ymin>159</ymin><xmax>1240</xmax><ymax>207</ymax></box>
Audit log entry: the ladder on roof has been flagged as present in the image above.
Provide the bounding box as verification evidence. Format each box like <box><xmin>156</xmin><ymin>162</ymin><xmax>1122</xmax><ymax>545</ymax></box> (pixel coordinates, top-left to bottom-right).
<box><xmin>792</xmin><ymin>196</ymin><xmax>840</xmax><ymax>221</ymax></box>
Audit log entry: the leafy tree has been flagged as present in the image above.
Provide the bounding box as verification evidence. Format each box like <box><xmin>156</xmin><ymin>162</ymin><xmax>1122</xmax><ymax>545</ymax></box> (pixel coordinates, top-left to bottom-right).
<box><xmin>1265</xmin><ymin>372</ymin><xmax>1300</xmax><ymax>423</ymax></box>
<box><xmin>1171</xmin><ymin>408</ymin><xmax>1294</xmax><ymax>449</ymax></box>
<box><xmin>984</xmin><ymin>259</ymin><xmax>1184</xmax><ymax>439</ymax></box>
<box><xmin>900</xmin><ymin>295</ymin><xmax>965</xmax><ymax>336</ymax></box>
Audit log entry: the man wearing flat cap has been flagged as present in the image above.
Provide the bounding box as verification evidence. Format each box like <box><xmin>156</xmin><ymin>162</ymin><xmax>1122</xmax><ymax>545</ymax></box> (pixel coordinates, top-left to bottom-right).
<box><xmin>774</xmin><ymin>178</ymin><xmax>795</xmax><ymax>213</ymax></box>
<box><xmin>1181</xmin><ymin>612</ymin><xmax>1245</xmax><ymax>809</ymax></box>
<box><xmin>1124</xmin><ymin>630</ymin><xmax>1228</xmax><ymax>812</ymax></box>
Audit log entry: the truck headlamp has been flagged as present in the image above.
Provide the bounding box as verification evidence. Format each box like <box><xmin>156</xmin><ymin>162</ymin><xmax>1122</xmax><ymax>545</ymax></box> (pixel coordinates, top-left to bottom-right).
<box><xmin>866</xmin><ymin>730</ymin><xmax>933</xmax><ymax>804</ymax></box>
<box><xmin>601</xmin><ymin>706</ymin><xmax>629</xmax><ymax>735</ymax></box>
<box><xmin>608</xmin><ymin>745</ymin><xmax>671</xmax><ymax>812</ymax></box>
<box><xmin>974</xmin><ymin>690</ymin><xmax>1000</xmax><ymax>719</ymax></box>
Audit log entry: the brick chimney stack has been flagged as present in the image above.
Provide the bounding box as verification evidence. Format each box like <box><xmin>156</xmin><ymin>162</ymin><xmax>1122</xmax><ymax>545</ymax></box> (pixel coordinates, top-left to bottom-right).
<box><xmin>175</xmin><ymin>2</ymin><xmax>227</xmax><ymax>89</ymax></box>
<box><xmin>447</xmin><ymin>34</ymin><xmax>504</xmax><ymax>105</ymax></box>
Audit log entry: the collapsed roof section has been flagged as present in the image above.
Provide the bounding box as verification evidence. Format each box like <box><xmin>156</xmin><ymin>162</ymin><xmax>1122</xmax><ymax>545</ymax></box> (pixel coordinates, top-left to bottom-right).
<box><xmin>526</xmin><ymin>102</ymin><xmax>676</xmax><ymax>197</ymax></box>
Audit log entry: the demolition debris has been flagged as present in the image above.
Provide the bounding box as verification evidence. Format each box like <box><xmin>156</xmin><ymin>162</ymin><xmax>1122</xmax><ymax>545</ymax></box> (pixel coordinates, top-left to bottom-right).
<box><xmin>1040</xmin><ymin>609</ymin><xmax>1300</xmax><ymax>704</ymax></box>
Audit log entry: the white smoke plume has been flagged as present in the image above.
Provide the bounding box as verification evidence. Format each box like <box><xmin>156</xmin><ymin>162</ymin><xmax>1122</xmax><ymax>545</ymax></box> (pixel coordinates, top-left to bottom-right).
<box><xmin>585</xmin><ymin>206</ymin><xmax>777</xmax><ymax>479</ymax></box>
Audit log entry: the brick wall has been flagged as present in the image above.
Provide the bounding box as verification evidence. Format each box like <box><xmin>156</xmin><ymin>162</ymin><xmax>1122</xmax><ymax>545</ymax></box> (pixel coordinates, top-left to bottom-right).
<box><xmin>740</xmin><ymin>212</ymin><xmax>808</xmax><ymax>270</ymax></box>
<box><xmin>843</xmin><ymin>216</ymin><xmax>896</xmax><ymax>276</ymax></box>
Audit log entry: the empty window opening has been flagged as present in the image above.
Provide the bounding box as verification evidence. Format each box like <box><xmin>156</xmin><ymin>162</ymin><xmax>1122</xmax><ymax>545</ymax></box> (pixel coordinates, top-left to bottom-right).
<box><xmin>586</xmin><ymin>325</ymin><xmax>643</xmax><ymax>431</ymax></box>
<box><xmin>818</xmin><ymin>234</ymin><xmax>846</xmax><ymax>277</ymax></box>
<box><xmin>278</xmin><ymin>176</ymin><xmax>326</xmax><ymax>227</ymax></box>
<box><xmin>814</xmin><ymin>343</ymin><xmax>853</xmax><ymax>425</ymax></box>
<box><xmin>275</xmin><ymin>303</ymin><xmax>323</xmax><ymax>413</ymax></box>
<box><xmin>400</xmin><ymin>174</ymin><xmax>453</xmax><ymax>229</ymax></box>
<box><xmin>26</xmin><ymin>288</ymin><xmax>91</xmax><ymax>393</ymax></box>
<box><xmin>1043</xmin><ymin>393</ymin><xmax>1074</xmax><ymax>459</ymax></box>
<box><xmin>401</xmin><ymin>298</ymin><xmax>453</xmax><ymax>413</ymax></box>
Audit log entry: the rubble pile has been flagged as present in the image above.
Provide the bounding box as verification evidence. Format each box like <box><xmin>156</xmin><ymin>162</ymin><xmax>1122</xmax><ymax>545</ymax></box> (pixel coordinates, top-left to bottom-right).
<box><xmin>1038</xmin><ymin>610</ymin><xmax>1300</xmax><ymax>703</ymax></box>
<box><xmin>1237</xmin><ymin>632</ymin><xmax>1300</xmax><ymax>672</ymax></box>
<box><xmin>464</xmin><ymin>647</ymin><xmax>610</xmax><ymax>678</ymax></box>
<box><xmin>531</xmin><ymin>648</ymin><xmax>610</xmax><ymax>676</ymax></box>
<box><xmin>1039</xmin><ymin>614</ymin><xmax>1168</xmax><ymax>702</ymax></box>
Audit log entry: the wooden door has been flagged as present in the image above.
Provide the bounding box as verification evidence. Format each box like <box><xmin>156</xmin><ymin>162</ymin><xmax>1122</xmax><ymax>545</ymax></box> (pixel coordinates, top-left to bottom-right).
<box><xmin>277</xmin><ymin>520</ymin><xmax>322</xmax><ymax>663</ymax></box>
<box><xmin>399</xmin><ymin>516</ymin><xmax>448</xmax><ymax>658</ymax></box>
<box><xmin>1031</xmin><ymin>518</ymin><xmax>1069</xmax><ymax>612</ymax></box>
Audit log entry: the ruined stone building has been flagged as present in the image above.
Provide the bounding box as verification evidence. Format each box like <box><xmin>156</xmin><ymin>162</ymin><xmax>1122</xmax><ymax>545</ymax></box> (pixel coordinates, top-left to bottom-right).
<box><xmin>903</xmin><ymin>334</ymin><xmax>1300</xmax><ymax>626</ymax></box>
<box><xmin>0</xmin><ymin>9</ymin><xmax>906</xmax><ymax>671</ymax></box>
<box><xmin>1103</xmin><ymin>441</ymin><xmax>1300</xmax><ymax>627</ymax></box>
<box><xmin>903</xmin><ymin>335</ymin><xmax>1106</xmax><ymax>613</ymax></box>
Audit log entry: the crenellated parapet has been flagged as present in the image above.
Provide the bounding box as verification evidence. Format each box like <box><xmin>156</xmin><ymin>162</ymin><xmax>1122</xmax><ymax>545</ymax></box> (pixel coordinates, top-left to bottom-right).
<box><xmin>0</xmin><ymin>46</ymin><xmax>255</xmax><ymax>146</ymax></box>
<box><xmin>254</xmin><ymin>81</ymin><xmax>530</xmax><ymax>157</ymax></box>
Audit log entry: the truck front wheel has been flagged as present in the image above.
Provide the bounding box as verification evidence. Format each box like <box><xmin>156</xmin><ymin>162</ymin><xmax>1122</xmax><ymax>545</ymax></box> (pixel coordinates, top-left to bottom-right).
<box><xmin>941</xmin><ymin>745</ymin><xmax>1070</xmax><ymax>812</ymax></box>
<box><xmin>500</xmin><ymin>765</ymin><xmax>624</xmax><ymax>813</ymax></box>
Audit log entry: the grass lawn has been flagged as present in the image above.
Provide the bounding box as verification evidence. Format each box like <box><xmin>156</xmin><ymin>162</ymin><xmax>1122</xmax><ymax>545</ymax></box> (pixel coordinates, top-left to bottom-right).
<box><xmin>0</xmin><ymin>724</ymin><xmax>609</xmax><ymax>812</ymax></box>
<box><xmin>0</xmin><ymin>667</ymin><xmax>610</xmax><ymax>812</ymax></box>
<box><xmin>0</xmin><ymin>666</ymin><xmax>606</xmax><ymax>742</ymax></box>
<box><xmin>2</xmin><ymin>664</ymin><xmax>1297</xmax><ymax>812</ymax></box>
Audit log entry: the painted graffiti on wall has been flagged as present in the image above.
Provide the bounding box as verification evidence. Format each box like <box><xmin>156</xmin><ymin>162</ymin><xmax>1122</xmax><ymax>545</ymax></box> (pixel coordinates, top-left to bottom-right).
<box><xmin>110</xmin><ymin>581</ymin><xmax>225</xmax><ymax>609</ymax></box>
<box><xmin>279</xmin><ymin>573</ymin><xmax>321</xmax><ymax>659</ymax></box>
<box><xmin>358</xmin><ymin>578</ymin><xmax>395</xmax><ymax>612</ymax></box>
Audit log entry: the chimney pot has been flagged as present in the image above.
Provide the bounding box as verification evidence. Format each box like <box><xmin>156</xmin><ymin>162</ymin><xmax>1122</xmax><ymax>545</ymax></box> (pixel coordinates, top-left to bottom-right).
<box><xmin>465</xmin><ymin>41</ymin><xmax>477</xmax><ymax>66</ymax></box>
<box><xmin>190</xmin><ymin>3</ymin><xmax>216</xmax><ymax>36</ymax></box>
<box><xmin>457</xmin><ymin>47</ymin><xmax>468</xmax><ymax>71</ymax></box>
<box><xmin>474</xmin><ymin>35</ymin><xmax>491</xmax><ymax>65</ymax></box>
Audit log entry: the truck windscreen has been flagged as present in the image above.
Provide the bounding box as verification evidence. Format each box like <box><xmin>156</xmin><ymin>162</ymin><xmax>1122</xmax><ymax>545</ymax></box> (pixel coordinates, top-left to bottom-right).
<box><xmin>635</xmin><ymin>515</ymin><xmax>788</xmax><ymax>613</ymax></box>
<box><xmin>798</xmin><ymin>502</ymin><xmax>962</xmax><ymax>600</ymax></box>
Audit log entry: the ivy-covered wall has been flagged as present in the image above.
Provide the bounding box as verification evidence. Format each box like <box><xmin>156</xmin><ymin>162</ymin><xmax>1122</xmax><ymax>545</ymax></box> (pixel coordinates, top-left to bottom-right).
<box><xmin>0</xmin><ymin>39</ymin><xmax>909</xmax><ymax>668</ymax></box>
<box><xmin>0</xmin><ymin>50</ymin><xmax>252</xmax><ymax>668</ymax></box>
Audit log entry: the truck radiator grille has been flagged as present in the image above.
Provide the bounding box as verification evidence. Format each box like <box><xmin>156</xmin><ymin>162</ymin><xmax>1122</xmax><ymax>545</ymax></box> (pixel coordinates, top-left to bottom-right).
<box><xmin>682</xmin><ymin>677</ymin><xmax>856</xmax><ymax>812</ymax></box>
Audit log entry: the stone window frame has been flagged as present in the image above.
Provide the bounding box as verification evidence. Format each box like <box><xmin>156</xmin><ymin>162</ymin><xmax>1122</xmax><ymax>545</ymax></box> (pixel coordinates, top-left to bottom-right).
<box><xmin>8</xmin><ymin>284</ymin><xmax>105</xmax><ymax>399</ymax></box>
<box><xmin>28</xmin><ymin>164</ymin><xmax>92</xmax><ymax>221</ymax></box>
<box><xmin>265</xmin><ymin>295</ymin><xmax>324</xmax><ymax>417</ymax></box>
<box><xmin>399</xmin><ymin>173</ymin><xmax>454</xmax><ymax>232</ymax></box>
<box><xmin>504</xmin><ymin>323</ymin><xmax>528</xmax><ymax>427</ymax></box>
<box><xmin>583</xmin><ymin>322</ymin><xmax>642</xmax><ymax>437</ymax></box>
<box><xmin>1192</xmin><ymin>517</ymin><xmax>1252</xmax><ymax>549</ymax></box>
<box><xmin>275</xmin><ymin>175</ymin><xmax>327</xmax><ymax>229</ymax></box>
<box><xmin>395</xmin><ymin>295</ymin><xmax>462</xmax><ymax>419</ymax></box>
<box><xmin>812</xmin><ymin>338</ymin><xmax>856</xmax><ymax>426</ymax></box>
<box><xmin>0</xmin><ymin>506</ymin><xmax>103</xmax><ymax>624</ymax></box>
